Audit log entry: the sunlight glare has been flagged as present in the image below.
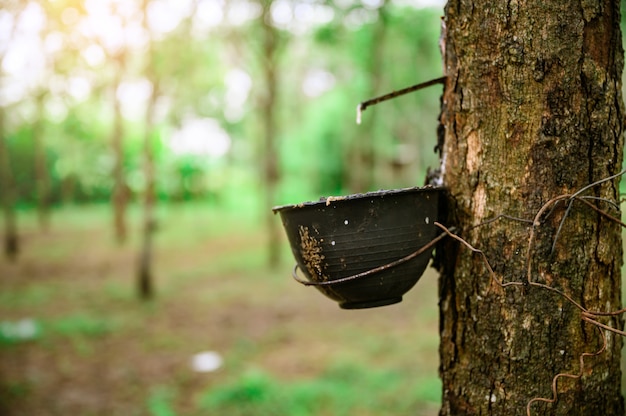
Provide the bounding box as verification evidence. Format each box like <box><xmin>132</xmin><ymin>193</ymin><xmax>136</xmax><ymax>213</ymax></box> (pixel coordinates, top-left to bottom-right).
<box><xmin>227</xmin><ymin>0</ymin><xmax>261</xmax><ymax>26</ymax></box>
<box><xmin>302</xmin><ymin>69</ymin><xmax>335</xmax><ymax>97</ymax></box>
<box><xmin>80</xmin><ymin>13</ymin><xmax>125</xmax><ymax>53</ymax></box>
<box><xmin>117</xmin><ymin>79</ymin><xmax>153</xmax><ymax>120</ymax></box>
<box><xmin>0</xmin><ymin>11</ymin><xmax>14</xmax><ymax>55</ymax></box>
<box><xmin>271</xmin><ymin>0</ymin><xmax>293</xmax><ymax>27</ymax></box>
<box><xmin>170</xmin><ymin>118</ymin><xmax>232</xmax><ymax>158</ymax></box>
<box><xmin>81</xmin><ymin>0</ymin><xmax>147</xmax><ymax>53</ymax></box>
<box><xmin>344</xmin><ymin>8</ymin><xmax>377</xmax><ymax>28</ymax></box>
<box><xmin>224</xmin><ymin>68</ymin><xmax>252</xmax><ymax>122</ymax></box>
<box><xmin>361</xmin><ymin>0</ymin><xmax>384</xmax><ymax>9</ymax></box>
<box><xmin>3</xmin><ymin>39</ymin><xmax>44</xmax><ymax>75</ymax></box>
<box><xmin>61</xmin><ymin>7</ymin><xmax>80</xmax><ymax>26</ymax></box>
<box><xmin>68</xmin><ymin>76</ymin><xmax>92</xmax><ymax>102</ymax></box>
<box><xmin>0</xmin><ymin>81</ymin><xmax>27</xmax><ymax>106</ymax></box>
<box><xmin>1</xmin><ymin>29</ymin><xmax>45</xmax><ymax>104</ymax></box>
<box><xmin>194</xmin><ymin>0</ymin><xmax>224</xmax><ymax>32</ymax></box>
<box><xmin>124</xmin><ymin>24</ymin><xmax>149</xmax><ymax>50</ymax></box>
<box><xmin>82</xmin><ymin>44</ymin><xmax>106</xmax><ymax>67</ymax></box>
<box><xmin>392</xmin><ymin>0</ymin><xmax>445</xmax><ymax>8</ymax></box>
<box><xmin>147</xmin><ymin>0</ymin><xmax>194</xmax><ymax>35</ymax></box>
<box><xmin>294</xmin><ymin>4</ymin><xmax>334</xmax><ymax>26</ymax></box>
<box><xmin>44</xmin><ymin>32</ymin><xmax>65</xmax><ymax>55</ymax></box>
<box><xmin>2</xmin><ymin>2</ymin><xmax>45</xmax><ymax>84</ymax></box>
<box><xmin>271</xmin><ymin>0</ymin><xmax>335</xmax><ymax>32</ymax></box>
<box><xmin>44</xmin><ymin>96</ymin><xmax>68</xmax><ymax>123</ymax></box>
<box><xmin>17</xmin><ymin>2</ymin><xmax>45</xmax><ymax>33</ymax></box>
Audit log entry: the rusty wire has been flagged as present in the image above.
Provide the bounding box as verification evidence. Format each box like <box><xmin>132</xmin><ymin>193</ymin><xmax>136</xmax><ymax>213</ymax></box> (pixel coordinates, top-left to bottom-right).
<box><xmin>435</xmin><ymin>221</ymin><xmax>621</xmax><ymax>415</ymax></box>
<box><xmin>525</xmin><ymin>322</ymin><xmax>607</xmax><ymax>416</ymax></box>
<box><xmin>292</xmin><ymin>228</ymin><xmax>453</xmax><ymax>286</ymax></box>
<box><xmin>551</xmin><ymin>167</ymin><xmax>626</xmax><ymax>254</ymax></box>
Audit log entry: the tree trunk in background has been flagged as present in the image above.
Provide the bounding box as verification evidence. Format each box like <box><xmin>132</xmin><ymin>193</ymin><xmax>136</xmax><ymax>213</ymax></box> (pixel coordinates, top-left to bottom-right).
<box><xmin>438</xmin><ymin>1</ymin><xmax>624</xmax><ymax>414</ymax></box>
<box><xmin>0</xmin><ymin>109</ymin><xmax>18</xmax><ymax>261</ymax></box>
<box><xmin>349</xmin><ymin>2</ymin><xmax>388</xmax><ymax>193</ymax></box>
<box><xmin>137</xmin><ymin>2</ymin><xmax>158</xmax><ymax>300</ymax></box>
<box><xmin>111</xmin><ymin>53</ymin><xmax>128</xmax><ymax>244</ymax></box>
<box><xmin>260</xmin><ymin>1</ymin><xmax>281</xmax><ymax>268</ymax></box>
<box><xmin>137</xmin><ymin>84</ymin><xmax>157</xmax><ymax>300</ymax></box>
<box><xmin>33</xmin><ymin>91</ymin><xmax>50</xmax><ymax>231</ymax></box>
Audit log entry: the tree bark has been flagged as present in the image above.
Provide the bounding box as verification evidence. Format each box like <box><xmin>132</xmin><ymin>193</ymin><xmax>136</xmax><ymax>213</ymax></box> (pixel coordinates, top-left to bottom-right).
<box><xmin>438</xmin><ymin>1</ymin><xmax>624</xmax><ymax>415</ymax></box>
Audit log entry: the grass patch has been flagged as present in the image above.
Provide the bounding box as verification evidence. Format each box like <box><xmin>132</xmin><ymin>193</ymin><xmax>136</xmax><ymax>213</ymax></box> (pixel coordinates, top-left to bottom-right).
<box><xmin>0</xmin><ymin>380</ymin><xmax>31</xmax><ymax>405</ymax></box>
<box><xmin>0</xmin><ymin>319</ymin><xmax>42</xmax><ymax>346</ymax></box>
<box><xmin>46</xmin><ymin>313</ymin><xmax>116</xmax><ymax>338</ymax></box>
<box><xmin>197</xmin><ymin>362</ymin><xmax>441</xmax><ymax>416</ymax></box>
<box><xmin>147</xmin><ymin>386</ymin><xmax>177</xmax><ymax>416</ymax></box>
<box><xmin>0</xmin><ymin>286</ymin><xmax>56</xmax><ymax>308</ymax></box>
<box><xmin>0</xmin><ymin>312</ymin><xmax>116</xmax><ymax>347</ymax></box>
<box><xmin>1</xmin><ymin>202</ymin><xmax>442</xmax><ymax>415</ymax></box>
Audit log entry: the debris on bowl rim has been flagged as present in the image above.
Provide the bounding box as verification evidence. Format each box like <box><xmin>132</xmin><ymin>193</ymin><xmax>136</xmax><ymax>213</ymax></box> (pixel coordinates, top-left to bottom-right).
<box><xmin>272</xmin><ymin>185</ymin><xmax>442</xmax><ymax>213</ymax></box>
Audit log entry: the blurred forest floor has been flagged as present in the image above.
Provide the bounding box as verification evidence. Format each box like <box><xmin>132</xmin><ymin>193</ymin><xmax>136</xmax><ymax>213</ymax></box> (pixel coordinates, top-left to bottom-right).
<box><xmin>0</xmin><ymin>203</ymin><xmax>441</xmax><ymax>415</ymax></box>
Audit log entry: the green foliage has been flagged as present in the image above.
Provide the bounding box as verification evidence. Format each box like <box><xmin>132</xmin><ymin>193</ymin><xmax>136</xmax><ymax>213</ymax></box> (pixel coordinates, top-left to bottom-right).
<box><xmin>147</xmin><ymin>386</ymin><xmax>177</xmax><ymax>416</ymax></box>
<box><xmin>0</xmin><ymin>319</ymin><xmax>42</xmax><ymax>346</ymax></box>
<box><xmin>281</xmin><ymin>88</ymin><xmax>353</xmax><ymax>197</ymax></box>
<box><xmin>0</xmin><ymin>313</ymin><xmax>117</xmax><ymax>351</ymax></box>
<box><xmin>2</xmin><ymin>4</ymin><xmax>446</xmax><ymax>208</ymax></box>
<box><xmin>313</xmin><ymin>21</ymin><xmax>343</xmax><ymax>45</ymax></box>
<box><xmin>280</xmin><ymin>5</ymin><xmax>444</xmax><ymax>199</ymax></box>
<box><xmin>0</xmin><ymin>313</ymin><xmax>113</xmax><ymax>343</ymax></box>
<box><xmin>0</xmin><ymin>380</ymin><xmax>31</xmax><ymax>409</ymax></box>
<box><xmin>0</xmin><ymin>285</ymin><xmax>55</xmax><ymax>308</ymax></box>
<box><xmin>197</xmin><ymin>362</ymin><xmax>441</xmax><ymax>416</ymax></box>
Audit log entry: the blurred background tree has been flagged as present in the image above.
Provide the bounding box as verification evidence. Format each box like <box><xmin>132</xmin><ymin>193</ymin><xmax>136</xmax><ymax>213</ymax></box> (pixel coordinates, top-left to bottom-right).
<box><xmin>0</xmin><ymin>0</ymin><xmax>444</xmax><ymax>270</ymax></box>
<box><xmin>3</xmin><ymin>2</ymin><xmax>626</xmax><ymax>415</ymax></box>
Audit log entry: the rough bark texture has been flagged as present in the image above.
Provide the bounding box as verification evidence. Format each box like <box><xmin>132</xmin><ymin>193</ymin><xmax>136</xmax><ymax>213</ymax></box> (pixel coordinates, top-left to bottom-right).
<box><xmin>438</xmin><ymin>1</ymin><xmax>624</xmax><ymax>415</ymax></box>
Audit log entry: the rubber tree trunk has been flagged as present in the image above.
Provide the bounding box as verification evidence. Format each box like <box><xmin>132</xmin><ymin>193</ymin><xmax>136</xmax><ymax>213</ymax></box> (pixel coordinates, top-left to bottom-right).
<box><xmin>136</xmin><ymin>78</ymin><xmax>158</xmax><ymax>301</ymax></box>
<box><xmin>33</xmin><ymin>91</ymin><xmax>50</xmax><ymax>231</ymax></box>
<box><xmin>136</xmin><ymin>0</ymin><xmax>160</xmax><ymax>301</ymax></box>
<box><xmin>0</xmin><ymin>108</ymin><xmax>18</xmax><ymax>261</ymax></box>
<box><xmin>438</xmin><ymin>1</ymin><xmax>624</xmax><ymax>414</ymax></box>
<box><xmin>1</xmin><ymin>7</ymin><xmax>20</xmax><ymax>260</ymax></box>
<box><xmin>260</xmin><ymin>0</ymin><xmax>281</xmax><ymax>268</ymax></box>
<box><xmin>348</xmin><ymin>2</ymin><xmax>388</xmax><ymax>193</ymax></box>
<box><xmin>111</xmin><ymin>53</ymin><xmax>128</xmax><ymax>244</ymax></box>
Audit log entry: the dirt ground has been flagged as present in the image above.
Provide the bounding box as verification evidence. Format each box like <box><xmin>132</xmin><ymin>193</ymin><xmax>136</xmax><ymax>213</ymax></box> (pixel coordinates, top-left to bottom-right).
<box><xmin>0</xmin><ymin>208</ymin><xmax>441</xmax><ymax>415</ymax></box>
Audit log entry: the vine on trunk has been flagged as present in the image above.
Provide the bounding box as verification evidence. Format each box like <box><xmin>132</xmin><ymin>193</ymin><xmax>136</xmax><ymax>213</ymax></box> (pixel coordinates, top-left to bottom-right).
<box><xmin>433</xmin><ymin>167</ymin><xmax>626</xmax><ymax>415</ymax></box>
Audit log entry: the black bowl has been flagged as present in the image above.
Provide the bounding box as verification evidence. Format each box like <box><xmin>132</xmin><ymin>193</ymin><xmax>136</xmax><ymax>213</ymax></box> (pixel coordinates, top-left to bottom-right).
<box><xmin>272</xmin><ymin>186</ymin><xmax>442</xmax><ymax>309</ymax></box>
